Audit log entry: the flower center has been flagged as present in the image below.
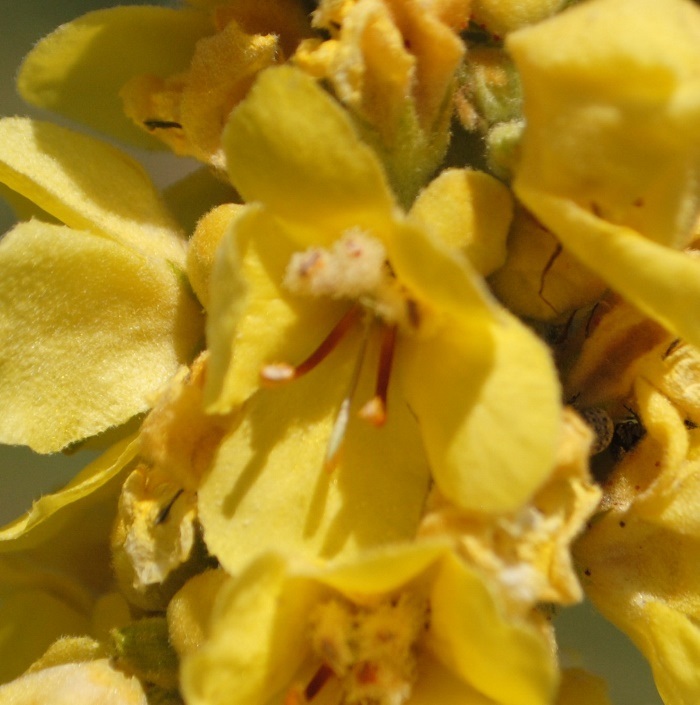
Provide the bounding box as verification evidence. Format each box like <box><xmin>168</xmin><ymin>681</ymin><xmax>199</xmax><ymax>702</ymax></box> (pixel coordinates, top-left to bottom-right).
<box><xmin>260</xmin><ymin>230</ymin><xmax>421</xmax><ymax>468</ymax></box>
<box><xmin>285</xmin><ymin>592</ymin><xmax>429</xmax><ymax>705</ymax></box>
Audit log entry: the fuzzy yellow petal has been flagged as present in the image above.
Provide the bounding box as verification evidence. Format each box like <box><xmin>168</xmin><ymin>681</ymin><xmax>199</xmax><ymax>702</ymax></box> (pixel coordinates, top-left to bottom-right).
<box><xmin>429</xmin><ymin>553</ymin><xmax>558</xmax><ymax>705</ymax></box>
<box><xmin>410</xmin><ymin>656</ymin><xmax>499</xmax><ymax>705</ymax></box>
<box><xmin>0</xmin><ymin>118</ymin><xmax>186</xmax><ymax>265</ymax></box>
<box><xmin>0</xmin><ymin>660</ymin><xmax>148</xmax><ymax>705</ymax></box>
<box><xmin>167</xmin><ymin>570</ymin><xmax>229</xmax><ymax>658</ymax></box>
<box><xmin>0</xmin><ymin>436</ymin><xmax>137</xmax><ymax>549</ymax></box>
<box><xmin>472</xmin><ymin>0</ymin><xmax>568</xmax><ymax>36</ymax></box>
<box><xmin>0</xmin><ymin>221</ymin><xmax>202</xmax><ymax>452</ymax></box>
<box><xmin>516</xmin><ymin>192</ymin><xmax>700</xmax><ymax>350</ymax></box>
<box><xmin>510</xmin><ymin>0</ymin><xmax>700</xmax><ymax>249</ymax></box>
<box><xmin>410</xmin><ymin>168</ymin><xmax>512</xmax><ymax>276</ymax></box>
<box><xmin>575</xmin><ymin>381</ymin><xmax>700</xmax><ymax>705</ymax></box>
<box><xmin>401</xmin><ymin>312</ymin><xmax>560</xmax><ymax>513</ymax></box>
<box><xmin>182</xmin><ymin>555</ymin><xmax>320</xmax><ymax>705</ymax></box>
<box><xmin>199</xmin><ymin>334</ymin><xmax>430</xmax><ymax>575</ymax></box>
<box><xmin>121</xmin><ymin>20</ymin><xmax>279</xmax><ymax>167</ymax></box>
<box><xmin>318</xmin><ymin>542</ymin><xmax>448</xmax><ymax>596</ymax></box>
<box><xmin>17</xmin><ymin>7</ymin><xmax>212</xmax><ymax>149</ymax></box>
<box><xmin>488</xmin><ymin>206</ymin><xmax>606</xmax><ymax>322</ymax></box>
<box><xmin>205</xmin><ymin>206</ymin><xmax>346</xmax><ymax>412</ymax></box>
<box><xmin>223</xmin><ymin>66</ymin><xmax>396</xmax><ymax>247</ymax></box>
<box><xmin>0</xmin><ymin>591</ymin><xmax>91</xmax><ymax>686</ymax></box>
<box><xmin>187</xmin><ymin>203</ymin><xmax>244</xmax><ymax>309</ymax></box>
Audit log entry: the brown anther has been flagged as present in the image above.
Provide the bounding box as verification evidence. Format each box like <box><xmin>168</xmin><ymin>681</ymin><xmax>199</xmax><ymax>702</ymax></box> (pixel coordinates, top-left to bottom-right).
<box><xmin>261</xmin><ymin>305</ymin><xmax>362</xmax><ymax>386</ymax></box>
<box><xmin>306</xmin><ymin>664</ymin><xmax>335</xmax><ymax>700</ymax></box>
<box><xmin>283</xmin><ymin>664</ymin><xmax>335</xmax><ymax>705</ymax></box>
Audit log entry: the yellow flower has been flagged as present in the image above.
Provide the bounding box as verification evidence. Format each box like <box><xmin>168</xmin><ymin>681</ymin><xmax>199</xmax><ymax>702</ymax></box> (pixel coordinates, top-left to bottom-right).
<box><xmin>181</xmin><ymin>543</ymin><xmax>558</xmax><ymax>705</ymax></box>
<box><xmin>470</xmin><ymin>0</ymin><xmax>569</xmax><ymax>37</ymax></box>
<box><xmin>0</xmin><ymin>660</ymin><xmax>148</xmax><ymax>705</ymax></box>
<box><xmin>198</xmin><ymin>66</ymin><xmax>561</xmax><ymax>574</ymax></box>
<box><xmin>0</xmin><ymin>118</ymin><xmax>203</xmax><ymax>452</ymax></box>
<box><xmin>419</xmin><ymin>407</ymin><xmax>601</xmax><ymax>615</ymax></box>
<box><xmin>18</xmin><ymin>1</ymin><xmax>311</xmax><ymax>168</ymax></box>
<box><xmin>111</xmin><ymin>353</ymin><xmax>227</xmax><ymax>611</ymax></box>
<box><xmin>295</xmin><ymin>0</ymin><xmax>469</xmax><ymax>204</ymax></box>
<box><xmin>575</xmin><ymin>379</ymin><xmax>700</xmax><ymax>705</ymax></box>
<box><xmin>508</xmin><ymin>0</ymin><xmax>700</xmax><ymax>348</ymax></box>
<box><xmin>0</xmin><ymin>437</ymin><xmax>138</xmax><ymax>683</ymax></box>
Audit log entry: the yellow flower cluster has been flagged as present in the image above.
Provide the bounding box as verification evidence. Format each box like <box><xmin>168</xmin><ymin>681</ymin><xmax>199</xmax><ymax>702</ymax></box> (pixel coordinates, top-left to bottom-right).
<box><xmin>2</xmin><ymin>0</ymin><xmax>700</xmax><ymax>703</ymax></box>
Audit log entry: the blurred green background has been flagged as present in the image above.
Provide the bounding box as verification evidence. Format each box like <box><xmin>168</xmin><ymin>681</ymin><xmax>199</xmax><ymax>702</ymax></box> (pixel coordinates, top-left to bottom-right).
<box><xmin>0</xmin><ymin>2</ymin><xmax>665</xmax><ymax>703</ymax></box>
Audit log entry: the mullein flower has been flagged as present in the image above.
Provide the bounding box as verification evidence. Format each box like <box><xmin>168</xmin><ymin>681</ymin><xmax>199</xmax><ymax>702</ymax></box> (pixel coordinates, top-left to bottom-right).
<box><xmin>418</xmin><ymin>407</ymin><xmax>601</xmax><ymax>615</ymax></box>
<box><xmin>198</xmin><ymin>65</ymin><xmax>561</xmax><ymax>573</ymax></box>
<box><xmin>181</xmin><ymin>543</ymin><xmax>559</xmax><ymax>705</ymax></box>
<box><xmin>294</xmin><ymin>0</ymin><xmax>470</xmax><ymax>205</ymax></box>
<box><xmin>575</xmin><ymin>379</ymin><xmax>700</xmax><ymax>705</ymax></box>
<box><xmin>508</xmin><ymin>0</ymin><xmax>700</xmax><ymax>347</ymax></box>
<box><xmin>18</xmin><ymin>0</ymin><xmax>311</xmax><ymax>168</ymax></box>
<box><xmin>0</xmin><ymin>437</ymin><xmax>138</xmax><ymax>683</ymax></box>
<box><xmin>0</xmin><ymin>118</ymin><xmax>203</xmax><ymax>453</ymax></box>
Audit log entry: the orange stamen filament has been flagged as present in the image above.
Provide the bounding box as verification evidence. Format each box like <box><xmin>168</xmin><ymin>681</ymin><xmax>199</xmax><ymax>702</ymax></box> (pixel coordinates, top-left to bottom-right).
<box><xmin>324</xmin><ymin>319</ymin><xmax>372</xmax><ymax>471</ymax></box>
<box><xmin>261</xmin><ymin>305</ymin><xmax>362</xmax><ymax>385</ymax></box>
<box><xmin>358</xmin><ymin>324</ymin><xmax>397</xmax><ymax>427</ymax></box>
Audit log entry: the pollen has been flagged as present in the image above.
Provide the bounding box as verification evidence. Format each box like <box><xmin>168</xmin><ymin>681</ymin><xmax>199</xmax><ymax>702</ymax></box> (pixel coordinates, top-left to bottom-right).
<box><xmin>303</xmin><ymin>592</ymin><xmax>428</xmax><ymax>705</ymax></box>
<box><xmin>284</xmin><ymin>229</ymin><xmax>387</xmax><ymax>300</ymax></box>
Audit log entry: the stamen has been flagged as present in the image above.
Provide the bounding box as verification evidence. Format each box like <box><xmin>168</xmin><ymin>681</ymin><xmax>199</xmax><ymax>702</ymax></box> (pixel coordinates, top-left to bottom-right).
<box><xmin>358</xmin><ymin>325</ymin><xmax>397</xmax><ymax>427</ymax></box>
<box><xmin>305</xmin><ymin>664</ymin><xmax>335</xmax><ymax>700</ymax></box>
<box><xmin>283</xmin><ymin>664</ymin><xmax>335</xmax><ymax>705</ymax></box>
<box><xmin>261</xmin><ymin>305</ymin><xmax>362</xmax><ymax>386</ymax></box>
<box><xmin>324</xmin><ymin>319</ymin><xmax>372</xmax><ymax>471</ymax></box>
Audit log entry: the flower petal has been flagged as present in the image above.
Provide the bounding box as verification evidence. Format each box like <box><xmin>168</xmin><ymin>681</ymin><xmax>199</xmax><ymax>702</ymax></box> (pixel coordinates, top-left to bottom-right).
<box><xmin>0</xmin><ymin>436</ymin><xmax>137</xmax><ymax>549</ymax></box>
<box><xmin>0</xmin><ymin>118</ymin><xmax>186</xmax><ymax>265</ymax></box>
<box><xmin>409</xmin><ymin>168</ymin><xmax>513</xmax><ymax>277</ymax></box>
<box><xmin>516</xmin><ymin>190</ymin><xmax>700</xmax><ymax>350</ymax></box>
<box><xmin>0</xmin><ymin>660</ymin><xmax>148</xmax><ymax>705</ymax></box>
<box><xmin>410</xmin><ymin>655</ymin><xmax>499</xmax><ymax>705</ymax></box>
<box><xmin>0</xmin><ymin>590</ymin><xmax>91</xmax><ymax>686</ymax></box>
<box><xmin>509</xmin><ymin>0</ymin><xmax>700</xmax><ymax>248</ymax></box>
<box><xmin>0</xmin><ymin>221</ymin><xmax>203</xmax><ymax>452</ymax></box>
<box><xmin>222</xmin><ymin>66</ymin><xmax>396</xmax><ymax>247</ymax></box>
<box><xmin>199</xmin><ymin>332</ymin><xmax>431</xmax><ymax>574</ymax></box>
<box><xmin>402</xmin><ymin>311</ymin><xmax>560</xmax><ymax>513</ymax></box>
<box><xmin>181</xmin><ymin>554</ymin><xmax>320</xmax><ymax>705</ymax></box>
<box><xmin>17</xmin><ymin>7</ymin><xmax>212</xmax><ymax>149</ymax></box>
<box><xmin>429</xmin><ymin>553</ymin><xmax>558</xmax><ymax>705</ymax></box>
<box><xmin>205</xmin><ymin>205</ymin><xmax>346</xmax><ymax>412</ymax></box>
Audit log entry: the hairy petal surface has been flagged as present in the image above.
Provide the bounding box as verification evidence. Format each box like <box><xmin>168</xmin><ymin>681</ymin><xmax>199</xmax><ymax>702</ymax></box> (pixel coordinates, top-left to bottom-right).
<box><xmin>17</xmin><ymin>7</ymin><xmax>212</xmax><ymax>149</ymax></box>
<box><xmin>0</xmin><ymin>221</ymin><xmax>202</xmax><ymax>452</ymax></box>
<box><xmin>0</xmin><ymin>118</ymin><xmax>186</xmax><ymax>265</ymax></box>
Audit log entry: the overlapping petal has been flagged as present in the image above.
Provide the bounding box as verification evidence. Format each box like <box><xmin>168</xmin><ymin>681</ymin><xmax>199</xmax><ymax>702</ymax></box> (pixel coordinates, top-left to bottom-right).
<box><xmin>17</xmin><ymin>7</ymin><xmax>212</xmax><ymax>149</ymax></box>
<box><xmin>0</xmin><ymin>221</ymin><xmax>201</xmax><ymax>452</ymax></box>
<box><xmin>575</xmin><ymin>380</ymin><xmax>700</xmax><ymax>705</ymax></box>
<box><xmin>182</xmin><ymin>544</ymin><xmax>557</xmax><ymax>705</ymax></box>
<box><xmin>0</xmin><ymin>118</ymin><xmax>186</xmax><ymax>264</ymax></box>
<box><xmin>0</xmin><ymin>437</ymin><xmax>137</xmax><ymax>682</ymax></box>
<box><xmin>223</xmin><ymin>66</ymin><xmax>397</xmax><ymax>246</ymax></box>
<box><xmin>199</xmin><ymin>335</ymin><xmax>431</xmax><ymax>574</ymax></box>
<box><xmin>509</xmin><ymin>0</ymin><xmax>700</xmax><ymax>346</ymax></box>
